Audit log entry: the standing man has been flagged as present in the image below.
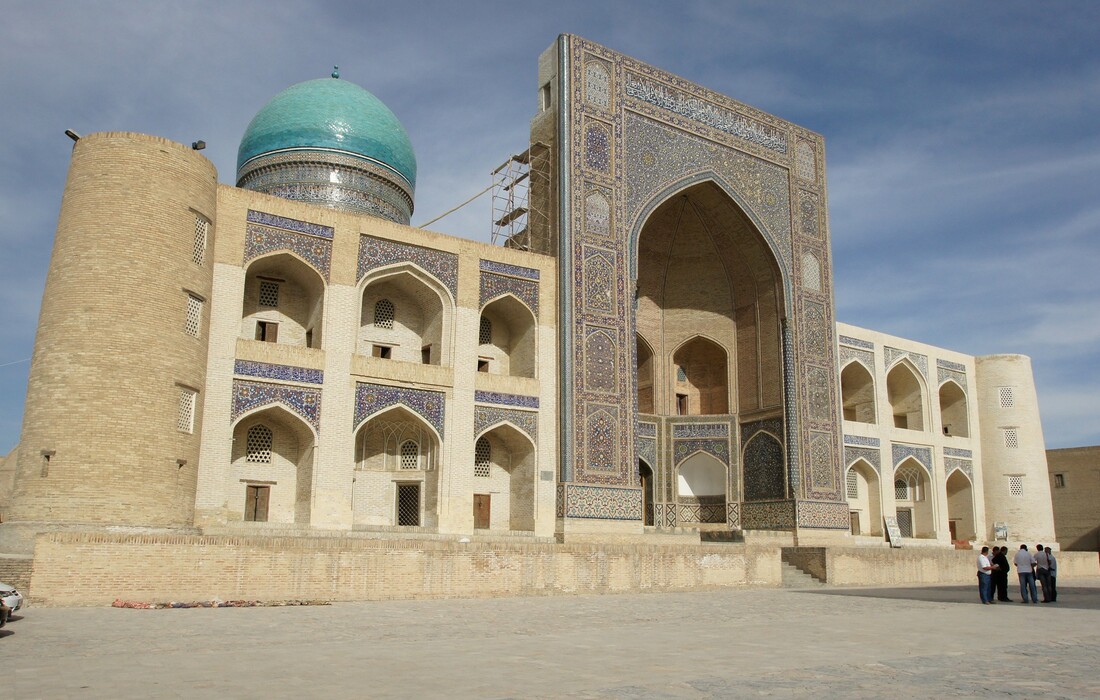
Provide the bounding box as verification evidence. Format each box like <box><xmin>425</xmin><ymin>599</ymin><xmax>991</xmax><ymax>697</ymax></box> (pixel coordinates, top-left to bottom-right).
<box><xmin>1035</xmin><ymin>544</ymin><xmax>1053</xmax><ymax>603</ymax></box>
<box><xmin>1047</xmin><ymin>549</ymin><xmax>1058</xmax><ymax>602</ymax></box>
<box><xmin>991</xmin><ymin>546</ymin><xmax>1012</xmax><ymax>601</ymax></box>
<box><xmin>1013</xmin><ymin>544</ymin><xmax>1038</xmax><ymax>603</ymax></box>
<box><xmin>977</xmin><ymin>546</ymin><xmax>995</xmax><ymax>604</ymax></box>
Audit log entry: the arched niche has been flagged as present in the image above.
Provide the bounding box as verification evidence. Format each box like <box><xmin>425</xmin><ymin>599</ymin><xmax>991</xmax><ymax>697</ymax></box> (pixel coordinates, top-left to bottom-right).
<box><xmin>353</xmin><ymin>405</ymin><xmax>441</xmax><ymax>529</ymax></box>
<box><xmin>841</xmin><ymin>361</ymin><xmax>877</xmax><ymax>424</ymax></box>
<box><xmin>241</xmin><ymin>252</ymin><xmax>326</xmax><ymax>349</ymax></box>
<box><xmin>887</xmin><ymin>361</ymin><xmax>926</xmax><ymax>431</ymax></box>
<box><xmin>230</xmin><ymin>405</ymin><xmax>316</xmax><ymax>524</ymax></box>
<box><xmin>946</xmin><ymin>469</ymin><xmax>975</xmax><ymax>542</ymax></box>
<box><xmin>633</xmin><ymin>180</ymin><xmax>784</xmax><ymax>420</ymax></box>
<box><xmin>939</xmin><ymin>381</ymin><xmax>970</xmax><ymax>438</ymax></box>
<box><xmin>677</xmin><ymin>451</ymin><xmax>727</xmax><ymax>524</ymax></box>
<box><xmin>845</xmin><ymin>459</ymin><xmax>881</xmax><ymax>536</ymax></box>
<box><xmin>474</xmin><ymin>423</ymin><xmax>537</xmax><ymax>531</ymax></box>
<box><xmin>636</xmin><ymin>334</ymin><xmax>655</xmax><ymax>415</ymax></box>
<box><xmin>893</xmin><ymin>458</ymin><xmax>934</xmax><ymax>538</ymax></box>
<box><xmin>742</xmin><ymin>432</ymin><xmax>785</xmax><ymax>501</ymax></box>
<box><xmin>479</xmin><ymin>295</ymin><xmax>537</xmax><ymax>378</ymax></box>
<box><xmin>671</xmin><ymin>336</ymin><xmax>729</xmax><ymax>415</ymax></box>
<box><xmin>360</xmin><ymin>267</ymin><xmax>451</xmax><ymax>366</ymax></box>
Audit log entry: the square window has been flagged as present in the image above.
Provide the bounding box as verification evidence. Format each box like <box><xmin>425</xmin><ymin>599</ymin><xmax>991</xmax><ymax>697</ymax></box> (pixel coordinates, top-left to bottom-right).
<box><xmin>258</xmin><ymin>280</ymin><xmax>280</xmax><ymax>308</ymax></box>
<box><xmin>373</xmin><ymin>345</ymin><xmax>392</xmax><ymax>359</ymax></box>
<box><xmin>477</xmin><ymin>358</ymin><xmax>490</xmax><ymax>372</ymax></box>
<box><xmin>1054</xmin><ymin>473</ymin><xmax>1065</xmax><ymax>488</ymax></box>
<box><xmin>256</xmin><ymin>320</ymin><xmax>278</xmax><ymax>343</ymax></box>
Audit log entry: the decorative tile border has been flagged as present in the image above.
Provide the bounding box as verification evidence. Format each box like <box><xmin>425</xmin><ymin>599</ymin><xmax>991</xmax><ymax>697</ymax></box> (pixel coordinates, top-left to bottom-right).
<box><xmin>231</xmin><ymin>379</ymin><xmax>321</xmax><ymax>432</ymax></box>
<box><xmin>233</xmin><ymin>360</ymin><xmax>323</xmax><ymax>385</ymax></box>
<box><xmin>636</xmin><ymin>421</ymin><xmax>657</xmax><ymax>438</ymax></box>
<box><xmin>636</xmin><ymin>436</ymin><xmax>657</xmax><ymax>468</ymax></box>
<box><xmin>473</xmin><ymin>405</ymin><xmax>537</xmax><ymax>443</ymax></box>
<box><xmin>559</xmin><ymin>483</ymin><xmax>642</xmax><ymax>520</ymax></box>
<box><xmin>247</xmin><ymin>210</ymin><xmax>334</xmax><ymax>239</ymax></box>
<box><xmin>885</xmin><ymin>346</ymin><xmax>929</xmax><ymax>378</ymax></box>
<box><xmin>474</xmin><ymin>391</ymin><xmax>539</xmax><ymax>409</ymax></box>
<box><xmin>354</xmin><ymin>382</ymin><xmax>445</xmax><ymax>437</ymax></box>
<box><xmin>673</xmin><ymin>438</ymin><xmax>730</xmax><ymax>466</ymax></box>
<box><xmin>843</xmin><ymin>434</ymin><xmax>880</xmax><ymax>447</ymax></box>
<box><xmin>479</xmin><ymin>259</ymin><xmax>540</xmax><ymax>280</ymax></box>
<box><xmin>797</xmin><ymin>500</ymin><xmax>851</xmax><ymax>530</ymax></box>
<box><xmin>838</xmin><ymin>335</ymin><xmax>874</xmax><ymax>350</ymax></box>
<box><xmin>358</xmin><ymin>235</ymin><xmax>458</xmax><ymax>301</ymax></box>
<box><xmin>937</xmin><ymin>358</ymin><xmax>967</xmax><ymax>373</ymax></box>
<box><xmin>945</xmin><ymin>458</ymin><xmax>974</xmax><ymax>482</ymax></box>
<box><xmin>937</xmin><ymin>366</ymin><xmax>967</xmax><ymax>391</ymax></box>
<box><xmin>944</xmin><ymin>447</ymin><xmax>973</xmax><ymax>458</ymax></box>
<box><xmin>672</xmin><ymin>422</ymin><xmax>729</xmax><ymax>438</ymax></box>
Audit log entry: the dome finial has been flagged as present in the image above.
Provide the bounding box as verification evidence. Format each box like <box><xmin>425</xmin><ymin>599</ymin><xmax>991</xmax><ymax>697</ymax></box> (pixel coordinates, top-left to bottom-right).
<box><xmin>331</xmin><ymin>65</ymin><xmax>340</xmax><ymax>79</ymax></box>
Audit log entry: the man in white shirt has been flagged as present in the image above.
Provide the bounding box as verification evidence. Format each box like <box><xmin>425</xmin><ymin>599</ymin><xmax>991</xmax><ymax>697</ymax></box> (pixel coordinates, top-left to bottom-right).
<box><xmin>977</xmin><ymin>546</ymin><xmax>995</xmax><ymax>604</ymax></box>
<box><xmin>1013</xmin><ymin>544</ymin><xmax>1038</xmax><ymax>603</ymax></box>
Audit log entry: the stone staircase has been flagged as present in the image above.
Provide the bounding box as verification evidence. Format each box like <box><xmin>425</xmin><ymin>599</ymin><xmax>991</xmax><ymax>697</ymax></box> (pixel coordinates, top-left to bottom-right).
<box><xmin>780</xmin><ymin>561</ymin><xmax>825</xmax><ymax>588</ymax></box>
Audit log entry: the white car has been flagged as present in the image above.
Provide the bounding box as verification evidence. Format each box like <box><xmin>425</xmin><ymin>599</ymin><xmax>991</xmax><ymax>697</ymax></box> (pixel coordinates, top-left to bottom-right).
<box><xmin>0</xmin><ymin>583</ymin><xmax>23</xmax><ymax>622</ymax></box>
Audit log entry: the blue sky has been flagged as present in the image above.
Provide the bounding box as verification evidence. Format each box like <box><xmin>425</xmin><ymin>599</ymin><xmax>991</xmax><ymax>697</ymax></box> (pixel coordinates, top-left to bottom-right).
<box><xmin>1</xmin><ymin>1</ymin><xmax>1098</xmax><ymax>453</ymax></box>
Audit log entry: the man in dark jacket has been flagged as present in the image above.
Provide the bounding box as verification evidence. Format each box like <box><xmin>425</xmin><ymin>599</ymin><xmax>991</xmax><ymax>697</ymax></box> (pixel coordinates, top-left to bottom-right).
<box><xmin>991</xmin><ymin>546</ymin><xmax>1012</xmax><ymax>602</ymax></box>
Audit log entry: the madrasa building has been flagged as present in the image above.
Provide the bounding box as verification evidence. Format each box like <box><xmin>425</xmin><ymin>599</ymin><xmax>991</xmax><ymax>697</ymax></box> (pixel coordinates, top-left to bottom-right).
<box><xmin>0</xmin><ymin>36</ymin><xmax>1080</xmax><ymax>603</ymax></box>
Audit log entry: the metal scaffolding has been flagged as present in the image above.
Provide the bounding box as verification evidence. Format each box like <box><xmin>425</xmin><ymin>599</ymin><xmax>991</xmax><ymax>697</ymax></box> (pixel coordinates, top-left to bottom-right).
<box><xmin>491</xmin><ymin>142</ymin><xmax>550</xmax><ymax>252</ymax></box>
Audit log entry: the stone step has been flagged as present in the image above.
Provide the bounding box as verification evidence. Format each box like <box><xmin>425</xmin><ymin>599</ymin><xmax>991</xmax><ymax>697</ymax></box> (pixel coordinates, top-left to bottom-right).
<box><xmin>780</xmin><ymin>561</ymin><xmax>825</xmax><ymax>588</ymax></box>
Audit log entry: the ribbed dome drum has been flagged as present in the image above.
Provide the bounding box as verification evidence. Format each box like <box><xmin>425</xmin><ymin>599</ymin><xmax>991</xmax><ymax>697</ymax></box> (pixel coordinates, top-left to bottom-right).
<box><xmin>237</xmin><ymin>75</ymin><xmax>416</xmax><ymax>224</ymax></box>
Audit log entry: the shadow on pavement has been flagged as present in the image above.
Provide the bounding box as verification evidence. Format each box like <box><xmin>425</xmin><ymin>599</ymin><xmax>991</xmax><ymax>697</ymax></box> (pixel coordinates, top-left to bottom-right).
<box><xmin>798</xmin><ymin>584</ymin><xmax>1100</xmax><ymax>610</ymax></box>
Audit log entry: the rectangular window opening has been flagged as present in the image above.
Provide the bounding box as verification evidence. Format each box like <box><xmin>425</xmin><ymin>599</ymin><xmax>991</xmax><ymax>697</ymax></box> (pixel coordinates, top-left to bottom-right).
<box><xmin>185</xmin><ymin>293</ymin><xmax>203</xmax><ymax>337</ymax></box>
<box><xmin>256</xmin><ymin>320</ymin><xmax>279</xmax><ymax>343</ymax></box>
<box><xmin>477</xmin><ymin>358</ymin><xmax>490</xmax><ymax>373</ymax></box>
<box><xmin>373</xmin><ymin>345</ymin><xmax>392</xmax><ymax>359</ymax></box>
<box><xmin>177</xmin><ymin>388</ymin><xmax>197</xmax><ymax>433</ymax></box>
<box><xmin>396</xmin><ymin>483</ymin><xmax>421</xmax><ymax>526</ymax></box>
<box><xmin>676</xmin><ymin>394</ymin><xmax>688</xmax><ymax>416</ymax></box>
<box><xmin>1053</xmin><ymin>473</ymin><xmax>1065</xmax><ymax>489</ymax></box>
<box><xmin>421</xmin><ymin>345</ymin><xmax>431</xmax><ymax>364</ymax></box>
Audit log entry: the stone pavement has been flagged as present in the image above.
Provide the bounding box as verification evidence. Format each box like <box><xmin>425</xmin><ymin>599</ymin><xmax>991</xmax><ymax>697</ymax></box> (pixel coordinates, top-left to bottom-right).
<box><xmin>6</xmin><ymin>579</ymin><xmax>1100</xmax><ymax>699</ymax></box>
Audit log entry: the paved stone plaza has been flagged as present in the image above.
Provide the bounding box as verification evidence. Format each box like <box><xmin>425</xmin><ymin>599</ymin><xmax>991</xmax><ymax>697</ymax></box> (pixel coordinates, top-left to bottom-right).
<box><xmin>6</xmin><ymin>580</ymin><xmax>1100</xmax><ymax>699</ymax></box>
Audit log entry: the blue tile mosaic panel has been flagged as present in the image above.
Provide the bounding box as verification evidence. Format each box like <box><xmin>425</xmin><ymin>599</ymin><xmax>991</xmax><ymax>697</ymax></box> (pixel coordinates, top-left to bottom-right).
<box><xmin>474</xmin><ymin>391</ymin><xmax>539</xmax><ymax>409</ymax></box>
<box><xmin>231</xmin><ymin>379</ymin><xmax>321</xmax><ymax>432</ymax></box>
<box><xmin>885</xmin><ymin>347</ymin><xmax>928</xmax><ymax>378</ymax></box>
<box><xmin>354</xmin><ymin>382</ymin><xmax>445</xmax><ymax>437</ymax></box>
<box><xmin>673</xmin><ymin>438</ymin><xmax>729</xmax><ymax>466</ymax></box>
<box><xmin>844</xmin><ymin>434</ymin><xmax>880</xmax><ymax>447</ymax></box>
<box><xmin>743</xmin><ymin>432</ymin><xmax>785</xmax><ymax>501</ymax></box>
<box><xmin>672</xmin><ymin>422</ymin><xmax>729</xmax><ymax>438</ymax></box>
<box><xmin>945</xmin><ymin>458</ymin><xmax>974</xmax><ymax>482</ymax></box>
<box><xmin>636</xmin><ymin>436</ymin><xmax>657</xmax><ymax>468</ymax></box>
<box><xmin>234</xmin><ymin>360</ymin><xmax>323</xmax><ymax>385</ymax></box>
<box><xmin>838</xmin><ymin>335</ymin><xmax>874</xmax><ymax>350</ymax></box>
<box><xmin>891</xmin><ymin>443</ymin><xmax>933</xmax><ymax>475</ymax></box>
<box><xmin>944</xmin><ymin>447</ymin><xmax>973</xmax><ymax>458</ymax></box>
<box><xmin>247</xmin><ymin>210</ymin><xmax>334</xmax><ymax>239</ymax></box>
<box><xmin>473</xmin><ymin>405</ymin><xmax>537</xmax><ymax>443</ymax></box>
<box><xmin>480</xmin><ymin>271</ymin><xmax>539</xmax><ymax>316</ymax></box>
<box><xmin>797</xmin><ymin>501</ymin><xmax>851</xmax><ymax>529</ymax></box>
<box><xmin>244</xmin><ymin>223</ymin><xmax>332</xmax><ymax>281</ymax></box>
<box><xmin>741</xmin><ymin>500</ymin><xmax>796</xmax><ymax>530</ymax></box>
<box><xmin>358</xmin><ymin>235</ymin><xmax>458</xmax><ymax>301</ymax></box>
<box><xmin>937</xmin><ymin>358</ymin><xmax>967</xmax><ymax>372</ymax></box>
<box><xmin>844</xmin><ymin>446</ymin><xmax>881</xmax><ymax>474</ymax></box>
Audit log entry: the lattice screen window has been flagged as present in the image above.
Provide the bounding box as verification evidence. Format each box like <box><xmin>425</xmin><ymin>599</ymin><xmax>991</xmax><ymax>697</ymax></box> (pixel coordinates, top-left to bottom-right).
<box><xmin>998</xmin><ymin>386</ymin><xmax>1015</xmax><ymax>408</ymax></box>
<box><xmin>846</xmin><ymin>469</ymin><xmax>859</xmax><ymax>499</ymax></box>
<box><xmin>258</xmin><ymin>280</ymin><xmax>280</xmax><ymax>308</ymax></box>
<box><xmin>474</xmin><ymin>437</ymin><xmax>491</xmax><ymax>478</ymax></box>
<box><xmin>1009</xmin><ymin>475</ymin><xmax>1024</xmax><ymax>497</ymax></box>
<box><xmin>192</xmin><ymin>216</ymin><xmax>209</xmax><ymax>265</ymax></box>
<box><xmin>184</xmin><ymin>294</ymin><xmax>203</xmax><ymax>337</ymax></box>
<box><xmin>176</xmin><ymin>388</ymin><xmax>196</xmax><ymax>433</ymax></box>
<box><xmin>676</xmin><ymin>365</ymin><xmax>688</xmax><ymax>382</ymax></box>
<box><xmin>479</xmin><ymin>317</ymin><xmax>492</xmax><ymax>345</ymax></box>
<box><xmin>896</xmin><ymin>510</ymin><xmax>914</xmax><ymax>538</ymax></box>
<box><xmin>894</xmin><ymin>478</ymin><xmax>909</xmax><ymax>501</ymax></box>
<box><xmin>396</xmin><ymin>483</ymin><xmax>421</xmax><ymax>526</ymax></box>
<box><xmin>1003</xmin><ymin>428</ymin><xmax>1019</xmax><ymax>449</ymax></box>
<box><xmin>399</xmin><ymin>440</ymin><xmax>420</xmax><ymax>469</ymax></box>
<box><xmin>246</xmin><ymin>424</ymin><xmax>273</xmax><ymax>463</ymax></box>
<box><xmin>374</xmin><ymin>299</ymin><xmax>395</xmax><ymax>329</ymax></box>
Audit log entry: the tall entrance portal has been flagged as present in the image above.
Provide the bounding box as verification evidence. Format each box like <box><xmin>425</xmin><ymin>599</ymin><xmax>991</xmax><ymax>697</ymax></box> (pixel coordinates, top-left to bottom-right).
<box><xmin>539</xmin><ymin>35</ymin><xmax>851</xmax><ymax>536</ymax></box>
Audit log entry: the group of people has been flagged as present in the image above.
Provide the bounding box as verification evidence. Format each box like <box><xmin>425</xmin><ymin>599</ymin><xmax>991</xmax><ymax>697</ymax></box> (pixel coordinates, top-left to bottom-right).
<box><xmin>977</xmin><ymin>544</ymin><xmax>1057</xmax><ymax>605</ymax></box>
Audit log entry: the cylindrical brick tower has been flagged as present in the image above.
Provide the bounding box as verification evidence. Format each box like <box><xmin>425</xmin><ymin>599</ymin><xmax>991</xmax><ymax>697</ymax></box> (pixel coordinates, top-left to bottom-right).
<box><xmin>975</xmin><ymin>354</ymin><xmax>1057</xmax><ymax>544</ymax></box>
<box><xmin>0</xmin><ymin>132</ymin><xmax>217</xmax><ymax>553</ymax></box>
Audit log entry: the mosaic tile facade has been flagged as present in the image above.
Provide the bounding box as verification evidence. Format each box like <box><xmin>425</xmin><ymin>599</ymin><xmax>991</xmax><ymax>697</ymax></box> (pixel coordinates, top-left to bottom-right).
<box><xmin>233</xmin><ymin>360</ymin><xmax>323</xmax><ymax>385</ymax></box>
<box><xmin>672</xmin><ymin>422</ymin><xmax>729</xmax><ymax>438</ymax></box>
<box><xmin>796</xmin><ymin>500</ymin><xmax>852</xmax><ymax>529</ymax></box>
<box><xmin>937</xmin><ymin>358</ymin><xmax>966</xmax><ymax>373</ymax></box>
<box><xmin>844</xmin><ymin>446</ymin><xmax>881</xmax><ymax>474</ymax></box>
<box><xmin>473</xmin><ymin>405</ymin><xmax>537</xmax><ymax>442</ymax></box>
<box><xmin>246</xmin><ymin>210</ymin><xmax>334</xmax><ymax>239</ymax></box>
<box><xmin>844</xmin><ymin>434</ymin><xmax>880</xmax><ymax>447</ymax></box>
<box><xmin>479</xmin><ymin>271</ymin><xmax>539</xmax><ymax>317</ymax></box>
<box><xmin>231</xmin><ymin>379</ymin><xmax>321</xmax><ymax>432</ymax></box>
<box><xmin>673</xmin><ymin>438</ymin><xmax>730</xmax><ymax>466</ymax></box>
<box><xmin>891</xmin><ymin>443</ymin><xmax>933</xmax><ymax>476</ymax></box>
<box><xmin>244</xmin><ymin>220</ymin><xmax>333</xmax><ymax>281</ymax></box>
<box><xmin>559</xmin><ymin>483</ymin><xmax>642</xmax><ymax>520</ymax></box>
<box><xmin>839</xmin><ymin>345</ymin><xmax>874</xmax><ymax>369</ymax></box>
<box><xmin>839</xmin><ymin>335</ymin><xmax>875</xmax><ymax>350</ymax></box>
<box><xmin>555</xmin><ymin>37</ymin><xmax>844</xmax><ymax>528</ymax></box>
<box><xmin>636</xmin><ymin>436</ymin><xmax>657</xmax><ymax>468</ymax></box>
<box><xmin>945</xmin><ymin>457</ymin><xmax>974</xmax><ymax>482</ymax></box>
<box><xmin>885</xmin><ymin>346</ymin><xmax>929</xmax><ymax>379</ymax></box>
<box><xmin>742</xmin><ymin>431</ymin><xmax>785</xmax><ymax>501</ymax></box>
<box><xmin>354</xmin><ymin>382</ymin><xmax>445</xmax><ymax>437</ymax></box>
<box><xmin>944</xmin><ymin>447</ymin><xmax>973</xmax><ymax>458</ymax></box>
<box><xmin>741</xmin><ymin>500</ymin><xmax>796</xmax><ymax>530</ymax></box>
<box><xmin>478</xmin><ymin>259</ymin><xmax>540</xmax><ymax>280</ymax></box>
<box><xmin>937</xmin><ymin>365</ymin><xmax>968</xmax><ymax>391</ymax></box>
<box><xmin>358</xmin><ymin>235</ymin><xmax>458</xmax><ymax>302</ymax></box>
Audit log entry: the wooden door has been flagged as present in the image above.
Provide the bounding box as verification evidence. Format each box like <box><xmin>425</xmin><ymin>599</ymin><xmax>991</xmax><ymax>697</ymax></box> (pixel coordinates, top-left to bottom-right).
<box><xmin>949</xmin><ymin>520</ymin><xmax>958</xmax><ymax>542</ymax></box>
<box><xmin>849</xmin><ymin>511</ymin><xmax>861</xmax><ymax>536</ymax></box>
<box><xmin>245</xmin><ymin>485</ymin><xmax>269</xmax><ymax>522</ymax></box>
<box><xmin>474</xmin><ymin>494</ymin><xmax>491</xmax><ymax>529</ymax></box>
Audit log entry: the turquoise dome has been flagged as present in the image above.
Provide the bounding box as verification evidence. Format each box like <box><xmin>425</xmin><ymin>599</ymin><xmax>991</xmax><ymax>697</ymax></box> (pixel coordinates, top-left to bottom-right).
<box><xmin>237</xmin><ymin>77</ymin><xmax>416</xmax><ymax>188</ymax></box>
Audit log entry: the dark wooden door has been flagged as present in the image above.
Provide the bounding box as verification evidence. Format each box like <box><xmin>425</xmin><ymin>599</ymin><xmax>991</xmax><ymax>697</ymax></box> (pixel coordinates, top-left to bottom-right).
<box><xmin>245</xmin><ymin>485</ymin><xmax>269</xmax><ymax>522</ymax></box>
<box><xmin>949</xmin><ymin>520</ymin><xmax>958</xmax><ymax>542</ymax></box>
<box><xmin>474</xmin><ymin>494</ymin><xmax>491</xmax><ymax>529</ymax></box>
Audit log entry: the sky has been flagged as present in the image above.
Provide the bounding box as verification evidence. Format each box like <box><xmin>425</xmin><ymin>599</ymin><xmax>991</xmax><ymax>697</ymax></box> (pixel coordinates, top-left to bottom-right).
<box><xmin>1</xmin><ymin>1</ymin><xmax>1098</xmax><ymax>453</ymax></box>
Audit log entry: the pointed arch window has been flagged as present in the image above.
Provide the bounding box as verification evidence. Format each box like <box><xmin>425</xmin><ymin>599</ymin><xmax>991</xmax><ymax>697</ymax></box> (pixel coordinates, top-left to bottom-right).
<box><xmin>399</xmin><ymin>439</ymin><xmax>420</xmax><ymax>470</ymax></box>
